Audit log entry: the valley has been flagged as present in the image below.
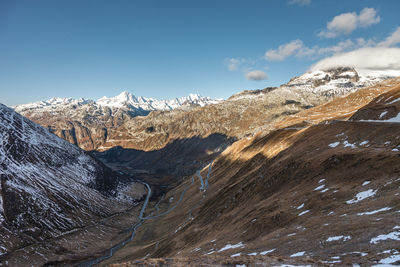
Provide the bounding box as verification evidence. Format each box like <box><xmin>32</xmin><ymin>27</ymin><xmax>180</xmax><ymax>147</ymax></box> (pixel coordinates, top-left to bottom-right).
<box><xmin>3</xmin><ymin>2</ymin><xmax>400</xmax><ymax>266</ymax></box>
<box><xmin>1</xmin><ymin>70</ymin><xmax>400</xmax><ymax>267</ymax></box>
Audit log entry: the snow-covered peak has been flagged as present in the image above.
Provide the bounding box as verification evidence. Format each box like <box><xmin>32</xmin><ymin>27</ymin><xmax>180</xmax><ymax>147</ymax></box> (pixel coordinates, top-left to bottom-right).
<box><xmin>96</xmin><ymin>91</ymin><xmax>140</xmax><ymax>108</ymax></box>
<box><xmin>284</xmin><ymin>67</ymin><xmax>397</xmax><ymax>97</ymax></box>
<box><xmin>14</xmin><ymin>91</ymin><xmax>221</xmax><ymax>115</ymax></box>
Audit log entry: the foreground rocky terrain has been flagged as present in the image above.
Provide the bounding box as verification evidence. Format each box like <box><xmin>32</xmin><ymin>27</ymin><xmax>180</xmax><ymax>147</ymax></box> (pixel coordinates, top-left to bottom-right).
<box><xmin>95</xmin><ymin>77</ymin><xmax>400</xmax><ymax>266</ymax></box>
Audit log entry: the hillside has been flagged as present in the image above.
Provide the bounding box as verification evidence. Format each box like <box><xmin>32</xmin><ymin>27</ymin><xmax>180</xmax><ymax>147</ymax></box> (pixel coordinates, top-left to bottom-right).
<box><xmin>0</xmin><ymin>104</ymin><xmax>146</xmax><ymax>265</ymax></box>
<box><xmin>97</xmin><ymin>77</ymin><xmax>400</xmax><ymax>266</ymax></box>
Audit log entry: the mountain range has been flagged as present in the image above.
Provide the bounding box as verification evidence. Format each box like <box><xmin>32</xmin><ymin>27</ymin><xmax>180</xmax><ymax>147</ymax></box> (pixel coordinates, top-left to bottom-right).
<box><xmin>1</xmin><ymin>67</ymin><xmax>400</xmax><ymax>266</ymax></box>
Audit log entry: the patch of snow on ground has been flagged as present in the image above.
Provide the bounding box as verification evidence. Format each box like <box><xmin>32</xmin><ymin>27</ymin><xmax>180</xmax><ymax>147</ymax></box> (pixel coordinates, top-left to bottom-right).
<box><xmin>346</xmin><ymin>189</ymin><xmax>377</xmax><ymax>204</ymax></box>
<box><xmin>296</xmin><ymin>203</ymin><xmax>304</xmax><ymax>209</ymax></box>
<box><xmin>314</xmin><ymin>184</ymin><xmax>325</xmax><ymax>191</ymax></box>
<box><xmin>218</xmin><ymin>242</ymin><xmax>245</xmax><ymax>252</ymax></box>
<box><xmin>231</xmin><ymin>253</ymin><xmax>241</xmax><ymax>257</ymax></box>
<box><xmin>379</xmin><ymin>111</ymin><xmax>388</xmax><ymax>119</ymax></box>
<box><xmin>357</xmin><ymin>207</ymin><xmax>391</xmax><ymax>216</ymax></box>
<box><xmin>247</xmin><ymin>252</ymin><xmax>257</xmax><ymax>256</ymax></box>
<box><xmin>343</xmin><ymin>140</ymin><xmax>357</xmax><ymax>148</ymax></box>
<box><xmin>388</xmin><ymin>97</ymin><xmax>400</xmax><ymax>105</ymax></box>
<box><xmin>374</xmin><ymin>254</ymin><xmax>400</xmax><ymax>266</ymax></box>
<box><xmin>329</xmin><ymin>142</ymin><xmax>340</xmax><ymax>148</ymax></box>
<box><xmin>321</xmin><ymin>188</ymin><xmax>329</xmax><ymax>193</ymax></box>
<box><xmin>362</xmin><ymin>181</ymin><xmax>371</xmax><ymax>186</ymax></box>
<box><xmin>298</xmin><ymin>210</ymin><xmax>310</xmax><ymax>216</ymax></box>
<box><xmin>326</xmin><ymin>235</ymin><xmax>351</xmax><ymax>242</ymax></box>
<box><xmin>260</xmin><ymin>249</ymin><xmax>275</xmax><ymax>255</ymax></box>
<box><xmin>319</xmin><ymin>179</ymin><xmax>325</xmax><ymax>183</ymax></box>
<box><xmin>370</xmin><ymin>230</ymin><xmax>400</xmax><ymax>244</ymax></box>
<box><xmin>236</xmin><ymin>265</ymin><xmax>246</xmax><ymax>267</ymax></box>
<box><xmin>290</xmin><ymin>251</ymin><xmax>306</xmax><ymax>257</ymax></box>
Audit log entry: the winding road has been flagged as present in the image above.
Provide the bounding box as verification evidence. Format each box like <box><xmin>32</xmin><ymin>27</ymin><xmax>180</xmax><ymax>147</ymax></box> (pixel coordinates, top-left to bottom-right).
<box><xmin>78</xmin><ymin>182</ymin><xmax>151</xmax><ymax>267</ymax></box>
<box><xmin>79</xmin><ymin>161</ymin><xmax>215</xmax><ymax>266</ymax></box>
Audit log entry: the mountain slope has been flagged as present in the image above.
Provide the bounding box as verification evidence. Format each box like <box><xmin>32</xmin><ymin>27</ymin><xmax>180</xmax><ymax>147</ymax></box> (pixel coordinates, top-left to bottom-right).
<box><xmin>0</xmin><ymin>104</ymin><xmax>137</xmax><ymax>258</ymax></box>
<box><xmin>100</xmin><ymin>77</ymin><xmax>400</xmax><ymax>266</ymax></box>
<box><xmin>15</xmin><ymin>67</ymin><xmax>395</xmax><ymax>153</ymax></box>
<box><xmin>14</xmin><ymin>92</ymin><xmax>219</xmax><ymax>150</ymax></box>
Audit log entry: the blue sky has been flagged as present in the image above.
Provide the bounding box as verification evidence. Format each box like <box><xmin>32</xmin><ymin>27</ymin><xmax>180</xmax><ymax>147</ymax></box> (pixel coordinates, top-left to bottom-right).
<box><xmin>1</xmin><ymin>0</ymin><xmax>399</xmax><ymax>105</ymax></box>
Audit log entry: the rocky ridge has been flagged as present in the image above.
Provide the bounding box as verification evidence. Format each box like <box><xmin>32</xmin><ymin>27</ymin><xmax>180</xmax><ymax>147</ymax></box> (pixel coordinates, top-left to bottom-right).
<box><xmin>14</xmin><ymin>67</ymin><xmax>391</xmax><ymax>153</ymax></box>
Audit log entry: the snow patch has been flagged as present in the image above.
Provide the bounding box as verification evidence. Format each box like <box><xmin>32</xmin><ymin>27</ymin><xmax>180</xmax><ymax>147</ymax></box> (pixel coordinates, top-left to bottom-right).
<box><xmin>329</xmin><ymin>142</ymin><xmax>340</xmax><ymax>148</ymax></box>
<box><xmin>314</xmin><ymin>184</ymin><xmax>325</xmax><ymax>191</ymax></box>
<box><xmin>379</xmin><ymin>111</ymin><xmax>388</xmax><ymax>119</ymax></box>
<box><xmin>218</xmin><ymin>242</ymin><xmax>245</xmax><ymax>252</ymax></box>
<box><xmin>298</xmin><ymin>210</ymin><xmax>310</xmax><ymax>216</ymax></box>
<box><xmin>290</xmin><ymin>251</ymin><xmax>306</xmax><ymax>257</ymax></box>
<box><xmin>370</xmin><ymin>230</ymin><xmax>400</xmax><ymax>244</ymax></box>
<box><xmin>260</xmin><ymin>249</ymin><xmax>275</xmax><ymax>255</ymax></box>
<box><xmin>346</xmin><ymin>189</ymin><xmax>377</xmax><ymax>204</ymax></box>
<box><xmin>326</xmin><ymin>235</ymin><xmax>351</xmax><ymax>242</ymax></box>
<box><xmin>357</xmin><ymin>207</ymin><xmax>391</xmax><ymax>216</ymax></box>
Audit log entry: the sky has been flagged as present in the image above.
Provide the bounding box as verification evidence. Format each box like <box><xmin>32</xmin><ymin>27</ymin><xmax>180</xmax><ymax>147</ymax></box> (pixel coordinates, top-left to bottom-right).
<box><xmin>1</xmin><ymin>0</ymin><xmax>400</xmax><ymax>106</ymax></box>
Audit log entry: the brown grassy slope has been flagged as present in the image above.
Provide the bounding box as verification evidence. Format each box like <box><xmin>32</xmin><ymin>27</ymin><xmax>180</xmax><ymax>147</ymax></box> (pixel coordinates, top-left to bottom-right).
<box><xmin>100</xmin><ymin>79</ymin><xmax>400</xmax><ymax>266</ymax></box>
<box><xmin>276</xmin><ymin>77</ymin><xmax>400</xmax><ymax>127</ymax></box>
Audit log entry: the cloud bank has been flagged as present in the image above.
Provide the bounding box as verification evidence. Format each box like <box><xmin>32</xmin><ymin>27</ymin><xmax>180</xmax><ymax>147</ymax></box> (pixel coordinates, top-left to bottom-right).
<box><xmin>310</xmin><ymin>47</ymin><xmax>400</xmax><ymax>73</ymax></box>
<box><xmin>378</xmin><ymin>27</ymin><xmax>400</xmax><ymax>47</ymax></box>
<box><xmin>245</xmin><ymin>70</ymin><xmax>268</xmax><ymax>81</ymax></box>
<box><xmin>319</xmin><ymin>8</ymin><xmax>380</xmax><ymax>38</ymax></box>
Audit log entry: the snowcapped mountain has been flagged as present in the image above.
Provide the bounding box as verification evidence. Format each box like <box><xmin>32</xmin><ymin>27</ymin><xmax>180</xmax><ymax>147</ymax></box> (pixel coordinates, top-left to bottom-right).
<box><xmin>12</xmin><ymin>92</ymin><xmax>220</xmax><ymax>151</ymax></box>
<box><xmin>230</xmin><ymin>67</ymin><xmax>398</xmax><ymax>101</ymax></box>
<box><xmin>284</xmin><ymin>67</ymin><xmax>397</xmax><ymax>96</ymax></box>
<box><xmin>0</xmin><ymin>104</ymin><xmax>135</xmax><ymax>256</ymax></box>
<box><xmin>14</xmin><ymin>92</ymin><xmax>220</xmax><ymax>116</ymax></box>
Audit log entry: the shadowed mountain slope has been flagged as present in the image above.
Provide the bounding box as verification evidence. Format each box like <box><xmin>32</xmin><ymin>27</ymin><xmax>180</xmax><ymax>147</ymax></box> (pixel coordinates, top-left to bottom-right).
<box><xmin>101</xmin><ymin>78</ymin><xmax>400</xmax><ymax>266</ymax></box>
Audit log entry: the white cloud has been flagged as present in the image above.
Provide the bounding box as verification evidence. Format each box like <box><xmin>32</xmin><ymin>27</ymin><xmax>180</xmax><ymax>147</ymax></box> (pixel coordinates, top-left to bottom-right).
<box><xmin>265</xmin><ymin>39</ymin><xmax>304</xmax><ymax>61</ymax></box>
<box><xmin>287</xmin><ymin>0</ymin><xmax>311</xmax><ymax>6</ymax></box>
<box><xmin>227</xmin><ymin>58</ymin><xmax>240</xmax><ymax>71</ymax></box>
<box><xmin>245</xmin><ymin>70</ymin><xmax>268</xmax><ymax>81</ymax></box>
<box><xmin>358</xmin><ymin>7</ymin><xmax>381</xmax><ymax>27</ymax></box>
<box><xmin>310</xmin><ymin>47</ymin><xmax>400</xmax><ymax>72</ymax></box>
<box><xmin>319</xmin><ymin>7</ymin><xmax>380</xmax><ymax>38</ymax></box>
<box><xmin>265</xmin><ymin>38</ymin><xmax>363</xmax><ymax>61</ymax></box>
<box><xmin>378</xmin><ymin>26</ymin><xmax>400</xmax><ymax>47</ymax></box>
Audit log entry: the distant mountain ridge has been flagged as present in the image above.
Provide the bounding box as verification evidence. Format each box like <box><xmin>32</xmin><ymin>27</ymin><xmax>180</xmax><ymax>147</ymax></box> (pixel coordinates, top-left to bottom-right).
<box><xmin>13</xmin><ymin>67</ymin><xmax>398</xmax><ymax>152</ymax></box>
<box><xmin>14</xmin><ymin>92</ymin><xmax>220</xmax><ymax>116</ymax></box>
<box><xmin>230</xmin><ymin>67</ymin><xmax>397</xmax><ymax>100</ymax></box>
